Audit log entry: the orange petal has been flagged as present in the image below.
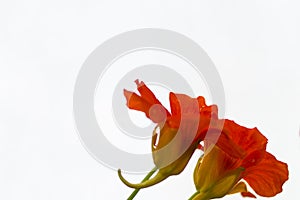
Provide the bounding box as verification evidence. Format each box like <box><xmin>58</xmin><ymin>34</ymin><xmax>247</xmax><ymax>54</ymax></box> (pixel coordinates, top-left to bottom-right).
<box><xmin>169</xmin><ymin>92</ymin><xmax>181</xmax><ymax>116</ymax></box>
<box><xmin>123</xmin><ymin>89</ymin><xmax>151</xmax><ymax>113</ymax></box>
<box><xmin>228</xmin><ymin>181</ymin><xmax>256</xmax><ymax>198</ymax></box>
<box><xmin>204</xmin><ymin>128</ymin><xmax>246</xmax><ymax>159</ymax></box>
<box><xmin>124</xmin><ymin>81</ymin><xmax>170</xmax><ymax>123</ymax></box>
<box><xmin>243</xmin><ymin>152</ymin><xmax>289</xmax><ymax>197</ymax></box>
<box><xmin>221</xmin><ymin>120</ymin><xmax>268</xmax><ymax>158</ymax></box>
<box><xmin>135</xmin><ymin>79</ymin><xmax>162</xmax><ymax>105</ymax></box>
<box><xmin>241</xmin><ymin>150</ymin><xmax>265</xmax><ymax>168</ymax></box>
<box><xmin>199</xmin><ymin>105</ymin><xmax>218</xmax><ymax>119</ymax></box>
<box><xmin>197</xmin><ymin>96</ymin><xmax>207</xmax><ymax>108</ymax></box>
<box><xmin>169</xmin><ymin>92</ymin><xmax>202</xmax><ymax>116</ymax></box>
<box><xmin>241</xmin><ymin>192</ymin><xmax>257</xmax><ymax>198</ymax></box>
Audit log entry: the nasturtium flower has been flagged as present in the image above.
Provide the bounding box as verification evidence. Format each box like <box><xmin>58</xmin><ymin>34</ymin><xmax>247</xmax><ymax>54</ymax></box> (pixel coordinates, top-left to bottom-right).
<box><xmin>118</xmin><ymin>80</ymin><xmax>245</xmax><ymax>189</ymax></box>
<box><xmin>191</xmin><ymin>120</ymin><xmax>289</xmax><ymax>200</ymax></box>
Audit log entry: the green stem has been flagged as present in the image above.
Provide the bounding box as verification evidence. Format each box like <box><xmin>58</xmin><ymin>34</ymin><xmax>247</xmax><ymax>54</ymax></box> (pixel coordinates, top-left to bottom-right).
<box><xmin>127</xmin><ymin>167</ymin><xmax>157</xmax><ymax>200</ymax></box>
<box><xmin>188</xmin><ymin>191</ymin><xmax>200</xmax><ymax>200</ymax></box>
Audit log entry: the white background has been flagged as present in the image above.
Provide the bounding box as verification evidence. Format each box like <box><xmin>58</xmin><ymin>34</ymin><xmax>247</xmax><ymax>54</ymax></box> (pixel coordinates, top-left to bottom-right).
<box><xmin>1</xmin><ymin>0</ymin><xmax>299</xmax><ymax>199</ymax></box>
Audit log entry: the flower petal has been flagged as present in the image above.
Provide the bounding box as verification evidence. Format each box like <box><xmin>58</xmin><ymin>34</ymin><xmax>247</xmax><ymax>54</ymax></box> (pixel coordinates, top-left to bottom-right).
<box><xmin>169</xmin><ymin>92</ymin><xmax>207</xmax><ymax>116</ymax></box>
<box><xmin>135</xmin><ymin>80</ymin><xmax>161</xmax><ymax>105</ymax></box>
<box><xmin>243</xmin><ymin>152</ymin><xmax>289</xmax><ymax>197</ymax></box>
<box><xmin>123</xmin><ymin>89</ymin><xmax>150</xmax><ymax>114</ymax></box>
<box><xmin>169</xmin><ymin>92</ymin><xmax>198</xmax><ymax>116</ymax></box>
<box><xmin>228</xmin><ymin>181</ymin><xmax>256</xmax><ymax>198</ymax></box>
<box><xmin>223</xmin><ymin>120</ymin><xmax>268</xmax><ymax>153</ymax></box>
<box><xmin>123</xmin><ymin>80</ymin><xmax>170</xmax><ymax>123</ymax></box>
<box><xmin>241</xmin><ymin>192</ymin><xmax>257</xmax><ymax>198</ymax></box>
<box><xmin>241</xmin><ymin>150</ymin><xmax>265</xmax><ymax>168</ymax></box>
<box><xmin>204</xmin><ymin>127</ymin><xmax>246</xmax><ymax>159</ymax></box>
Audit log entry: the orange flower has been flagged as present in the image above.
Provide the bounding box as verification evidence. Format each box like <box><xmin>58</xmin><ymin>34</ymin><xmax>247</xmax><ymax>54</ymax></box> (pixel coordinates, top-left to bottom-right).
<box><xmin>118</xmin><ymin>80</ymin><xmax>245</xmax><ymax>189</ymax></box>
<box><xmin>191</xmin><ymin>120</ymin><xmax>289</xmax><ymax>200</ymax></box>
